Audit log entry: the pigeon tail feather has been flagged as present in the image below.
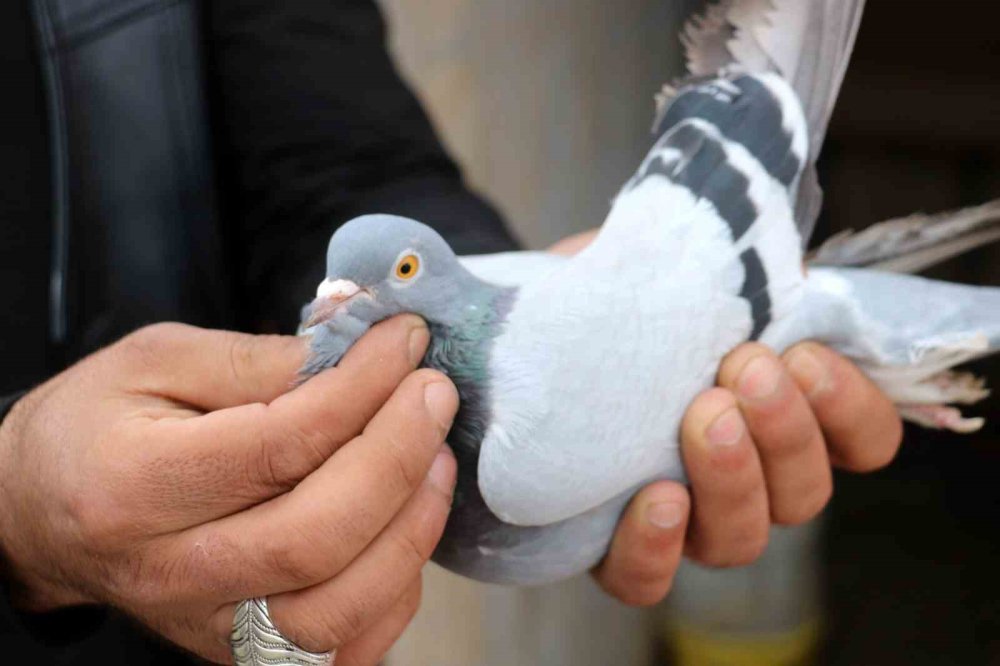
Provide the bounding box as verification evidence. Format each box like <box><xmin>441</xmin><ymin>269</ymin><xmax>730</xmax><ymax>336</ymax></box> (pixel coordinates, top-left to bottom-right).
<box><xmin>762</xmin><ymin>267</ymin><xmax>1000</xmax><ymax>433</ymax></box>
<box><xmin>808</xmin><ymin>198</ymin><xmax>1000</xmax><ymax>274</ymax></box>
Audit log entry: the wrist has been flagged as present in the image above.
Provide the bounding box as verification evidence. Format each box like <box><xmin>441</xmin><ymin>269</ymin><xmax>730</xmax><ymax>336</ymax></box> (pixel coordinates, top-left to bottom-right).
<box><xmin>0</xmin><ymin>521</ymin><xmax>107</xmax><ymax>650</ymax></box>
<box><xmin>0</xmin><ymin>393</ymin><xmax>87</xmax><ymax>612</ymax></box>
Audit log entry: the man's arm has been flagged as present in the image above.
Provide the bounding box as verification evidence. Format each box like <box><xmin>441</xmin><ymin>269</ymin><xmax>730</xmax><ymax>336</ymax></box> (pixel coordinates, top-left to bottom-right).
<box><xmin>205</xmin><ymin>0</ymin><xmax>518</xmax><ymax>332</ymax></box>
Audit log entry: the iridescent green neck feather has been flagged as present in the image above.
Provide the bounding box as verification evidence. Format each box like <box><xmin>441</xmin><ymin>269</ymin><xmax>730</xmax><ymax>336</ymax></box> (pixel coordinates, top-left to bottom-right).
<box><xmin>422</xmin><ymin>284</ymin><xmax>516</xmax><ymax>464</ymax></box>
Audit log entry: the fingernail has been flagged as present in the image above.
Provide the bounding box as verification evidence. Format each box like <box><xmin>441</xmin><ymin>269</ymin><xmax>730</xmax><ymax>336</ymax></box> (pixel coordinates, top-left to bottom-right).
<box><xmin>408</xmin><ymin>321</ymin><xmax>430</xmax><ymax>365</ymax></box>
<box><xmin>646</xmin><ymin>501</ymin><xmax>684</xmax><ymax>529</ymax></box>
<box><xmin>786</xmin><ymin>347</ymin><xmax>831</xmax><ymax>398</ymax></box>
<box><xmin>427</xmin><ymin>445</ymin><xmax>456</xmax><ymax>495</ymax></box>
<box><xmin>737</xmin><ymin>356</ymin><xmax>782</xmax><ymax>402</ymax></box>
<box><xmin>706</xmin><ymin>408</ymin><xmax>745</xmax><ymax>447</ymax></box>
<box><xmin>424</xmin><ymin>381</ymin><xmax>457</xmax><ymax>430</ymax></box>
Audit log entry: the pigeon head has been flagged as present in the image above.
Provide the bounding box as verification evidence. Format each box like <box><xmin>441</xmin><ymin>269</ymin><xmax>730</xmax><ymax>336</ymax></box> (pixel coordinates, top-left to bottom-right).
<box><xmin>304</xmin><ymin>214</ymin><xmax>476</xmax><ymax>329</ymax></box>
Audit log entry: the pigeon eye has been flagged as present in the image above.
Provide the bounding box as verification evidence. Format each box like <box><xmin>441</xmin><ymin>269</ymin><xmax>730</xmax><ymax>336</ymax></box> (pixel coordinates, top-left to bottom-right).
<box><xmin>394</xmin><ymin>254</ymin><xmax>421</xmax><ymax>280</ymax></box>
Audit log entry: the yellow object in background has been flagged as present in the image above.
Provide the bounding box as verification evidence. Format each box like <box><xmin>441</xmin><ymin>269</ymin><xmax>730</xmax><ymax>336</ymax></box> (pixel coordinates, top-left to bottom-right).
<box><xmin>662</xmin><ymin>522</ymin><xmax>824</xmax><ymax>666</ymax></box>
<box><xmin>668</xmin><ymin>619</ymin><xmax>821</xmax><ymax>666</ymax></box>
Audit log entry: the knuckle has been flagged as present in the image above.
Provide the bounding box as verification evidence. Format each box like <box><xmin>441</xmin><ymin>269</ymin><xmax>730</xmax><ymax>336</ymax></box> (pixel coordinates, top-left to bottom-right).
<box><xmin>115</xmin><ymin>323</ymin><xmax>192</xmax><ymax>376</ymax></box>
<box><xmin>68</xmin><ymin>487</ymin><xmax>131</xmax><ymax>552</ymax></box>
<box><xmin>227</xmin><ymin>333</ymin><xmax>258</xmax><ymax>387</ymax></box>
<box><xmin>114</xmin><ymin>552</ymin><xmax>178</xmax><ymax>609</ymax></box>
<box><xmin>834</xmin><ymin>414</ymin><xmax>903</xmax><ymax>473</ymax></box>
<box><xmin>693</xmin><ymin>530</ymin><xmax>769</xmax><ymax>568</ymax></box>
<box><xmin>312</xmin><ymin>597</ymin><xmax>367</xmax><ymax>649</ymax></box>
<box><xmin>262</xmin><ymin>533</ymin><xmax>329</xmax><ymax>589</ymax></box>
<box><xmin>65</xmin><ymin>444</ymin><xmax>163</xmax><ymax>554</ymax></box>
<box><xmin>691</xmin><ymin>549</ymin><xmax>729</xmax><ymax>568</ymax></box>
<box><xmin>733</xmin><ymin>535</ymin><xmax>770</xmax><ymax>566</ymax></box>
<box><xmin>280</xmin><ymin>611</ymin><xmax>342</xmax><ymax>655</ymax></box>
<box><xmin>131</xmin><ymin>321</ymin><xmax>189</xmax><ymax>343</ymax></box>
<box><xmin>388</xmin><ymin>525</ymin><xmax>435</xmax><ymax>568</ymax></box>
<box><xmin>601</xmin><ymin>564</ymin><xmax>673</xmax><ymax>607</ymax></box>
<box><xmin>773</xmin><ymin>482</ymin><xmax>831</xmax><ymax>526</ymax></box>
<box><xmin>757</xmin><ymin>432</ymin><xmax>809</xmax><ymax>460</ymax></box>
<box><xmin>718</xmin><ymin>343</ymin><xmax>776</xmax><ymax>385</ymax></box>
<box><xmin>120</xmin><ymin>322</ymin><xmax>186</xmax><ymax>357</ymax></box>
<box><xmin>378</xmin><ymin>433</ymin><xmax>424</xmax><ymax>495</ymax></box>
<box><xmin>755</xmin><ymin>423</ymin><xmax>819</xmax><ymax>460</ymax></box>
<box><xmin>170</xmin><ymin>532</ymin><xmax>243</xmax><ymax>600</ymax></box>
<box><xmin>842</xmin><ymin>442</ymin><xmax>897</xmax><ymax>473</ymax></box>
<box><xmin>251</xmin><ymin>440</ymin><xmax>287</xmax><ymax>495</ymax></box>
<box><xmin>625</xmin><ymin>558</ymin><xmax>672</xmax><ymax>591</ymax></box>
<box><xmin>227</xmin><ymin>333</ymin><xmax>287</xmax><ymax>392</ymax></box>
<box><xmin>273</xmin><ymin>397</ymin><xmax>346</xmax><ymax>468</ymax></box>
<box><xmin>616</xmin><ymin>582</ymin><xmax>672</xmax><ymax>608</ymax></box>
<box><xmin>253</xmin><ymin>418</ymin><xmax>328</xmax><ymax>492</ymax></box>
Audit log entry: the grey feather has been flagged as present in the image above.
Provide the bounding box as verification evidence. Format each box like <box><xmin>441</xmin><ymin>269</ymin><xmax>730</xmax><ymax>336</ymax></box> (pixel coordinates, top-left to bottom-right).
<box><xmin>679</xmin><ymin>0</ymin><xmax>866</xmax><ymax>244</ymax></box>
<box><xmin>808</xmin><ymin>199</ymin><xmax>1000</xmax><ymax>273</ymax></box>
<box><xmin>764</xmin><ymin>266</ymin><xmax>1000</xmax><ymax>432</ymax></box>
<box><xmin>679</xmin><ymin>1</ymin><xmax>736</xmax><ymax>76</ymax></box>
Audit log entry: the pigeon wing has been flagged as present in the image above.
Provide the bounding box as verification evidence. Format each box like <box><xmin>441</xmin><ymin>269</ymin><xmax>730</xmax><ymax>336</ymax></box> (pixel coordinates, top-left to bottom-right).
<box><xmin>478</xmin><ymin>74</ymin><xmax>809</xmax><ymax>527</ymax></box>
<box><xmin>680</xmin><ymin>0</ymin><xmax>865</xmax><ymax>244</ymax></box>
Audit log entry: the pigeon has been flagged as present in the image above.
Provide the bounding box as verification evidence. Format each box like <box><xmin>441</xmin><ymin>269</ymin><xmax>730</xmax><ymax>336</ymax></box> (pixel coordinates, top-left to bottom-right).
<box><xmin>298</xmin><ymin>0</ymin><xmax>1000</xmax><ymax>585</ymax></box>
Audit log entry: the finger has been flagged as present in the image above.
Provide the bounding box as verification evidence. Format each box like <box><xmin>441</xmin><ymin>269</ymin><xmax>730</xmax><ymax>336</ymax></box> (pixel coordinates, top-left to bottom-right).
<box><xmin>333</xmin><ymin>577</ymin><xmax>422</xmax><ymax>666</ymax></box>
<box><xmin>783</xmin><ymin>342</ymin><xmax>903</xmax><ymax>472</ymax></box>
<box><xmin>717</xmin><ymin>343</ymin><xmax>833</xmax><ymax>525</ymax></box>
<box><xmin>592</xmin><ymin>481</ymin><xmax>690</xmax><ymax>606</ymax></box>
<box><xmin>201</xmin><ymin>577</ymin><xmax>423</xmax><ymax>666</ymax></box>
<box><xmin>110</xmin><ymin>322</ymin><xmax>308</xmax><ymax>411</ymax></box>
<box><xmin>681</xmin><ymin>388</ymin><xmax>770</xmax><ymax>567</ymax></box>
<box><xmin>263</xmin><ymin>458</ymin><xmax>453</xmax><ymax>653</ymax></box>
<box><xmin>118</xmin><ymin>316</ymin><xmax>432</xmax><ymax>531</ymax></box>
<box><xmin>173</xmin><ymin>372</ymin><xmax>458</xmax><ymax>599</ymax></box>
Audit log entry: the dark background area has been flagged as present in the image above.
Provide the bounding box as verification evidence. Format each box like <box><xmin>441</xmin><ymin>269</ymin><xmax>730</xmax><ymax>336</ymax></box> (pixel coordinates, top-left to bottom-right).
<box><xmin>816</xmin><ymin>2</ymin><xmax>1000</xmax><ymax>663</ymax></box>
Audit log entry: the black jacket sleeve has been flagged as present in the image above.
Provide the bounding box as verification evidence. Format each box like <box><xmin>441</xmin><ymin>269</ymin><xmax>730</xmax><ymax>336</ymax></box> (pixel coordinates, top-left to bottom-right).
<box><xmin>204</xmin><ymin>0</ymin><xmax>520</xmax><ymax>332</ymax></box>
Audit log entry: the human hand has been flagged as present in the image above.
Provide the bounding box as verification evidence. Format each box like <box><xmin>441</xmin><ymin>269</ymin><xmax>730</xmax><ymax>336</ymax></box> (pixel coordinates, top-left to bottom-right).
<box><xmin>549</xmin><ymin>229</ymin><xmax>904</xmax><ymax>606</ymax></box>
<box><xmin>0</xmin><ymin>316</ymin><xmax>458</xmax><ymax>664</ymax></box>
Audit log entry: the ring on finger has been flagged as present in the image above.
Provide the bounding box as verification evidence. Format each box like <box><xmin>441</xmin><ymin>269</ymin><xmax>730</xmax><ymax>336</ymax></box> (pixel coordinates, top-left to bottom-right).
<box><xmin>231</xmin><ymin>597</ymin><xmax>335</xmax><ymax>666</ymax></box>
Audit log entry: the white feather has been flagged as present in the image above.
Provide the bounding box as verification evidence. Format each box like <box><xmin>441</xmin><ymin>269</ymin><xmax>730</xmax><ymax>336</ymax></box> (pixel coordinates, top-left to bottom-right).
<box><xmin>478</xmin><ymin>115</ymin><xmax>805</xmax><ymax>526</ymax></box>
<box><xmin>480</xmin><ymin>179</ymin><xmax>749</xmax><ymax>526</ymax></box>
<box><xmin>459</xmin><ymin>251</ymin><xmax>565</xmax><ymax>288</ymax></box>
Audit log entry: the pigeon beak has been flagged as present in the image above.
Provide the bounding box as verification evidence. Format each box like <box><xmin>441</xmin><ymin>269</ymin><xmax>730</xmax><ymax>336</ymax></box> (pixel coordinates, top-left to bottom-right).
<box><xmin>304</xmin><ymin>278</ymin><xmax>365</xmax><ymax>328</ymax></box>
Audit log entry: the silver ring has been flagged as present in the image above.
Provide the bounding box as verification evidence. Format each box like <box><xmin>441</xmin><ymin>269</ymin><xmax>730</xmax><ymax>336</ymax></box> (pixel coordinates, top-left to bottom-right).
<box><xmin>231</xmin><ymin>597</ymin><xmax>335</xmax><ymax>666</ymax></box>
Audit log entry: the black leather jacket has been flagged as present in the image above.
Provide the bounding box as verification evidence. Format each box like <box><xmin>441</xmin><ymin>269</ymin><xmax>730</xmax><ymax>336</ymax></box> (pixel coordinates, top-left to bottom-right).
<box><xmin>0</xmin><ymin>0</ymin><xmax>515</xmax><ymax>661</ymax></box>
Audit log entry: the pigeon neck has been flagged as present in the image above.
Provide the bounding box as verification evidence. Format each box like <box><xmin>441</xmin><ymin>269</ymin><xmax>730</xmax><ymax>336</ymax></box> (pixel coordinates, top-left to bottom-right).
<box><xmin>422</xmin><ymin>282</ymin><xmax>515</xmax><ymax>457</ymax></box>
<box><xmin>423</xmin><ymin>281</ymin><xmax>514</xmax><ymax>376</ymax></box>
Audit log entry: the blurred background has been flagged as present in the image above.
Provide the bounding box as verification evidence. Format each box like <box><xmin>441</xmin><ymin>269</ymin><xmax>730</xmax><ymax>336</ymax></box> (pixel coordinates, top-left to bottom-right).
<box><xmin>375</xmin><ymin>1</ymin><xmax>1000</xmax><ymax>664</ymax></box>
<box><xmin>4</xmin><ymin>0</ymin><xmax>997</xmax><ymax>663</ymax></box>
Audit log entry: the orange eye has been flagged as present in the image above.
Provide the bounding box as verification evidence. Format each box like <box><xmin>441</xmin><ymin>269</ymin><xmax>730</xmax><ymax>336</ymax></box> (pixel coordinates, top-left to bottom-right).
<box><xmin>395</xmin><ymin>254</ymin><xmax>420</xmax><ymax>280</ymax></box>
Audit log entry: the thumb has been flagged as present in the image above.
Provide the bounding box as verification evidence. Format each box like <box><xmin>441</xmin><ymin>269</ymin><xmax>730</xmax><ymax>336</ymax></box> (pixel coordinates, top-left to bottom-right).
<box><xmin>111</xmin><ymin>322</ymin><xmax>308</xmax><ymax>411</ymax></box>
